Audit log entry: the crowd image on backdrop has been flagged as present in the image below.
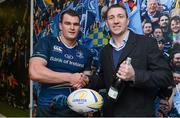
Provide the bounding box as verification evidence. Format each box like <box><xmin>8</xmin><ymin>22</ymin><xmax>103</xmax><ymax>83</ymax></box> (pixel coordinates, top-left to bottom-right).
<box><xmin>0</xmin><ymin>0</ymin><xmax>30</xmax><ymax>111</ymax></box>
<box><xmin>32</xmin><ymin>0</ymin><xmax>180</xmax><ymax>117</ymax></box>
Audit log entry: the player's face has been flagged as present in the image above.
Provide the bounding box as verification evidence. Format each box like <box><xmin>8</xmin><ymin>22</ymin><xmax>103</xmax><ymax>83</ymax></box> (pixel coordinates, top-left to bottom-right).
<box><xmin>106</xmin><ymin>7</ymin><xmax>129</xmax><ymax>37</ymax></box>
<box><xmin>59</xmin><ymin>14</ymin><xmax>80</xmax><ymax>41</ymax></box>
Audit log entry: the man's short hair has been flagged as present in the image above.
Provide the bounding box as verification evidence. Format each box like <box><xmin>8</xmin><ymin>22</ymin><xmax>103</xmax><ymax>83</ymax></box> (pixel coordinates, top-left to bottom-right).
<box><xmin>143</xmin><ymin>21</ymin><xmax>152</xmax><ymax>28</ymax></box>
<box><xmin>60</xmin><ymin>9</ymin><xmax>80</xmax><ymax>23</ymax></box>
<box><xmin>159</xmin><ymin>13</ymin><xmax>170</xmax><ymax>22</ymax></box>
<box><xmin>170</xmin><ymin>43</ymin><xmax>180</xmax><ymax>59</ymax></box>
<box><xmin>105</xmin><ymin>4</ymin><xmax>128</xmax><ymax>20</ymax></box>
<box><xmin>170</xmin><ymin>15</ymin><xmax>180</xmax><ymax>24</ymax></box>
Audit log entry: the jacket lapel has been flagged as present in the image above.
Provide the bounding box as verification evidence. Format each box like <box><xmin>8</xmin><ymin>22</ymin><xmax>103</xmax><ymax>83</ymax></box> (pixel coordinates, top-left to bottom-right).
<box><xmin>106</xmin><ymin>44</ymin><xmax>114</xmax><ymax>72</ymax></box>
<box><xmin>117</xmin><ymin>31</ymin><xmax>137</xmax><ymax>69</ymax></box>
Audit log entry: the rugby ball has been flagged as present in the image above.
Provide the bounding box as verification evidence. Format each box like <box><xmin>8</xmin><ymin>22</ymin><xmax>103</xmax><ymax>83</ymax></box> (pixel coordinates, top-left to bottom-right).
<box><xmin>67</xmin><ymin>88</ymin><xmax>103</xmax><ymax>113</ymax></box>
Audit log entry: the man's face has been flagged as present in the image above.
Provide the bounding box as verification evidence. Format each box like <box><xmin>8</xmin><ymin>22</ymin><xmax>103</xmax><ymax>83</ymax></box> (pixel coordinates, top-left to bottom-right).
<box><xmin>159</xmin><ymin>16</ymin><xmax>169</xmax><ymax>28</ymax></box>
<box><xmin>173</xmin><ymin>72</ymin><xmax>180</xmax><ymax>84</ymax></box>
<box><xmin>170</xmin><ymin>20</ymin><xmax>180</xmax><ymax>34</ymax></box>
<box><xmin>153</xmin><ymin>28</ymin><xmax>163</xmax><ymax>38</ymax></box>
<box><xmin>143</xmin><ymin>23</ymin><xmax>152</xmax><ymax>35</ymax></box>
<box><xmin>172</xmin><ymin>53</ymin><xmax>180</xmax><ymax>66</ymax></box>
<box><xmin>106</xmin><ymin>7</ymin><xmax>129</xmax><ymax>37</ymax></box>
<box><xmin>147</xmin><ymin>0</ymin><xmax>158</xmax><ymax>14</ymax></box>
<box><xmin>59</xmin><ymin>14</ymin><xmax>80</xmax><ymax>41</ymax></box>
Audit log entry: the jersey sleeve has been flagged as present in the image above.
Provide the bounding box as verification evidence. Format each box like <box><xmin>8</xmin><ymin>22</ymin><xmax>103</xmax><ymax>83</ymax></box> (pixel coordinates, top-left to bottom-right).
<box><xmin>32</xmin><ymin>38</ymin><xmax>50</xmax><ymax>61</ymax></box>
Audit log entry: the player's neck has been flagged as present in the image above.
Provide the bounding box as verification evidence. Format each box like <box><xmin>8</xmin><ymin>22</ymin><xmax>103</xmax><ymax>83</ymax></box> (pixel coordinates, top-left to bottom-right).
<box><xmin>59</xmin><ymin>35</ymin><xmax>77</xmax><ymax>48</ymax></box>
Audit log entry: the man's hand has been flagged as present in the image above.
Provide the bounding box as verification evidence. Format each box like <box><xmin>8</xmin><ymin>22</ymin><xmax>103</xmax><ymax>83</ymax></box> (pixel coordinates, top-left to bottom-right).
<box><xmin>69</xmin><ymin>73</ymin><xmax>89</xmax><ymax>89</ymax></box>
<box><xmin>151</xmin><ymin>17</ymin><xmax>159</xmax><ymax>23</ymax></box>
<box><xmin>116</xmin><ymin>61</ymin><xmax>135</xmax><ymax>81</ymax></box>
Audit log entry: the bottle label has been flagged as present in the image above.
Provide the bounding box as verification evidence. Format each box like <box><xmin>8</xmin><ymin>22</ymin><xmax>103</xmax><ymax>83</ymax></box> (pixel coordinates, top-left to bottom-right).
<box><xmin>108</xmin><ymin>87</ymin><xmax>118</xmax><ymax>99</ymax></box>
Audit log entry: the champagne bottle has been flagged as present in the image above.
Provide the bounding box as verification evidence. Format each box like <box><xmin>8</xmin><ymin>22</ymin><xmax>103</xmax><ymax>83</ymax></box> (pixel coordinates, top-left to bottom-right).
<box><xmin>107</xmin><ymin>57</ymin><xmax>132</xmax><ymax>100</ymax></box>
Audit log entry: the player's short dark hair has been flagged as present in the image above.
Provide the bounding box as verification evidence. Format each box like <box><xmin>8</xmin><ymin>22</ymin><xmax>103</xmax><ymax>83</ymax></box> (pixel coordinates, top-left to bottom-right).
<box><xmin>60</xmin><ymin>9</ymin><xmax>80</xmax><ymax>23</ymax></box>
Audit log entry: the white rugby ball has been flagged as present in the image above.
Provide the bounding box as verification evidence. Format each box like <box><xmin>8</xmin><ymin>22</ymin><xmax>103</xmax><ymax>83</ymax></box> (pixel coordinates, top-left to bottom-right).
<box><xmin>67</xmin><ymin>88</ymin><xmax>103</xmax><ymax>113</ymax></box>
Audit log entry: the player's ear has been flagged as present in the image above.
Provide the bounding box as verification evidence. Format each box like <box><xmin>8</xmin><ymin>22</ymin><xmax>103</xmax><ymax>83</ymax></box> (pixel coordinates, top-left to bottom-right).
<box><xmin>59</xmin><ymin>22</ymin><xmax>62</xmax><ymax>31</ymax></box>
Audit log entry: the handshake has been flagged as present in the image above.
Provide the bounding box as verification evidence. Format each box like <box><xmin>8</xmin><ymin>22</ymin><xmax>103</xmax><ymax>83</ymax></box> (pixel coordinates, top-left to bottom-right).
<box><xmin>69</xmin><ymin>70</ymin><xmax>92</xmax><ymax>89</ymax></box>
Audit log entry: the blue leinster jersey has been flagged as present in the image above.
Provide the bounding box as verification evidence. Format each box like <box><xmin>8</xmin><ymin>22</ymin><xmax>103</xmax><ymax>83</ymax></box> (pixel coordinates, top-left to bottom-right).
<box><xmin>32</xmin><ymin>35</ymin><xmax>92</xmax><ymax>106</ymax></box>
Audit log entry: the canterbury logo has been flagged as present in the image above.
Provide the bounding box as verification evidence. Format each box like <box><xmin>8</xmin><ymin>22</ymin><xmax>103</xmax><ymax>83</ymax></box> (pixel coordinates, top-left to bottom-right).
<box><xmin>53</xmin><ymin>45</ymin><xmax>62</xmax><ymax>53</ymax></box>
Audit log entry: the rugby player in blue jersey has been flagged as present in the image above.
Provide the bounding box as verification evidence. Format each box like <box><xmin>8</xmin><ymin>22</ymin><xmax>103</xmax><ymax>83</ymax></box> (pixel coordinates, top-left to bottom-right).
<box><xmin>29</xmin><ymin>9</ymin><xmax>92</xmax><ymax>117</ymax></box>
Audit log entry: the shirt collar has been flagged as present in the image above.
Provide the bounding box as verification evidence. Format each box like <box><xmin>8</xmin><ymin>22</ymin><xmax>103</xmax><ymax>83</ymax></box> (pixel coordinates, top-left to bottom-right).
<box><xmin>109</xmin><ymin>30</ymin><xmax>129</xmax><ymax>51</ymax></box>
<box><xmin>57</xmin><ymin>36</ymin><xmax>78</xmax><ymax>49</ymax></box>
<box><xmin>148</xmin><ymin>11</ymin><xmax>156</xmax><ymax>17</ymax></box>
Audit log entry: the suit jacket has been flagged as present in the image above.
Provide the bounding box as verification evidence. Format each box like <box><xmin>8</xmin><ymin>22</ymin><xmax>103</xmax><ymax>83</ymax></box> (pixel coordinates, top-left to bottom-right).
<box><xmin>89</xmin><ymin>30</ymin><xmax>173</xmax><ymax>116</ymax></box>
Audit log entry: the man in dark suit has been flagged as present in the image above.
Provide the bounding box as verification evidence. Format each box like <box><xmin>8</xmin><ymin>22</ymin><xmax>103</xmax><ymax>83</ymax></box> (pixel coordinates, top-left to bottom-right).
<box><xmin>88</xmin><ymin>4</ymin><xmax>172</xmax><ymax>116</ymax></box>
